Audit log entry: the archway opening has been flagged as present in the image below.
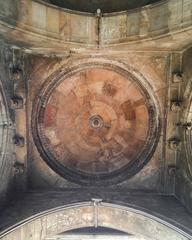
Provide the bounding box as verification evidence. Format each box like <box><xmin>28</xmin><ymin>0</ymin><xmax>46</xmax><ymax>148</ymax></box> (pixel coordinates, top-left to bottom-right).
<box><xmin>44</xmin><ymin>0</ymin><xmax>161</xmax><ymax>13</ymax></box>
<box><xmin>46</xmin><ymin>227</ymin><xmax>139</xmax><ymax>240</ymax></box>
<box><xmin>0</xmin><ymin>202</ymin><xmax>190</xmax><ymax>240</ymax></box>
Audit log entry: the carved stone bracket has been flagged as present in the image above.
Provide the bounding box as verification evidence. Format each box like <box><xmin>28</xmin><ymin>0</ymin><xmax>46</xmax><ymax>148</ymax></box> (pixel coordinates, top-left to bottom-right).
<box><xmin>9</xmin><ymin>61</ymin><xmax>25</xmax><ymax>109</ymax></box>
<box><xmin>176</xmin><ymin>122</ymin><xmax>192</xmax><ymax>131</ymax></box>
<box><xmin>0</xmin><ymin>122</ymin><xmax>13</xmax><ymax>129</ymax></box>
<box><xmin>13</xmin><ymin>162</ymin><xmax>25</xmax><ymax>176</ymax></box>
<box><xmin>167</xmin><ymin>165</ymin><xmax>178</xmax><ymax>176</ymax></box>
<box><xmin>11</xmin><ymin>67</ymin><xmax>23</xmax><ymax>82</ymax></box>
<box><xmin>170</xmin><ymin>100</ymin><xmax>182</xmax><ymax>111</ymax></box>
<box><xmin>10</xmin><ymin>96</ymin><xmax>24</xmax><ymax>109</ymax></box>
<box><xmin>13</xmin><ymin>134</ymin><xmax>25</xmax><ymax>147</ymax></box>
<box><xmin>168</xmin><ymin>137</ymin><xmax>181</xmax><ymax>150</ymax></box>
<box><xmin>92</xmin><ymin>198</ymin><xmax>102</xmax><ymax>228</ymax></box>
<box><xmin>95</xmin><ymin>8</ymin><xmax>102</xmax><ymax>18</ymax></box>
<box><xmin>172</xmin><ymin>72</ymin><xmax>183</xmax><ymax>83</ymax></box>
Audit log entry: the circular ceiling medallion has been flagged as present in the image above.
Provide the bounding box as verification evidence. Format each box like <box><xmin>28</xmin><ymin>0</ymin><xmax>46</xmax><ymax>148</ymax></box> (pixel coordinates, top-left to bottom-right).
<box><xmin>32</xmin><ymin>61</ymin><xmax>160</xmax><ymax>185</ymax></box>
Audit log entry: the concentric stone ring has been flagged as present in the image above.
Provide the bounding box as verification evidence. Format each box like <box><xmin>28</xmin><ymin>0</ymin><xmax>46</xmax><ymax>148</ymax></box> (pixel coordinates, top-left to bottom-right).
<box><xmin>89</xmin><ymin>115</ymin><xmax>104</xmax><ymax>129</ymax></box>
<box><xmin>32</xmin><ymin>61</ymin><xmax>160</xmax><ymax>185</ymax></box>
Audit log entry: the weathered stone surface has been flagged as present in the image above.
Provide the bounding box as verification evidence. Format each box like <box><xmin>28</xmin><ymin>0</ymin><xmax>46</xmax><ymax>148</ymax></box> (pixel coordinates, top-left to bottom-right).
<box><xmin>33</xmin><ymin>66</ymin><xmax>158</xmax><ymax>184</ymax></box>
<box><xmin>175</xmin><ymin>47</ymin><xmax>192</xmax><ymax>212</ymax></box>
<box><xmin>0</xmin><ymin>0</ymin><xmax>191</xmax><ymax>51</ymax></box>
<box><xmin>0</xmin><ymin>198</ymin><xmax>191</xmax><ymax>240</ymax></box>
<box><xmin>28</xmin><ymin>56</ymin><xmax>163</xmax><ymax>187</ymax></box>
<box><xmin>0</xmin><ymin>1</ymin><xmax>191</xmax><ymax>239</ymax></box>
<box><xmin>0</xmin><ymin>41</ymin><xmax>16</xmax><ymax>208</ymax></box>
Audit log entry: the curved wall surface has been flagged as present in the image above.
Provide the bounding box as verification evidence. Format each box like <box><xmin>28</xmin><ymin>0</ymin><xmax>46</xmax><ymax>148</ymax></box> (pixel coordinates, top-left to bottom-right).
<box><xmin>0</xmin><ymin>83</ymin><xmax>10</xmax><ymax>177</ymax></box>
<box><xmin>0</xmin><ymin>0</ymin><xmax>191</xmax><ymax>51</ymax></box>
<box><xmin>175</xmin><ymin>47</ymin><xmax>192</xmax><ymax>212</ymax></box>
<box><xmin>0</xmin><ymin>43</ymin><xmax>15</xmax><ymax>208</ymax></box>
<box><xmin>0</xmin><ymin>82</ymin><xmax>12</xmax><ymax>205</ymax></box>
<box><xmin>0</xmin><ymin>202</ymin><xmax>191</xmax><ymax>240</ymax></box>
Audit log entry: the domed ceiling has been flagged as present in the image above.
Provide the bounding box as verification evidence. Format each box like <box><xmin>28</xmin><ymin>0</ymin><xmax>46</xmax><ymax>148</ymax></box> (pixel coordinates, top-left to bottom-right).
<box><xmin>32</xmin><ymin>63</ymin><xmax>160</xmax><ymax>185</ymax></box>
<box><xmin>46</xmin><ymin>0</ymin><xmax>161</xmax><ymax>13</ymax></box>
